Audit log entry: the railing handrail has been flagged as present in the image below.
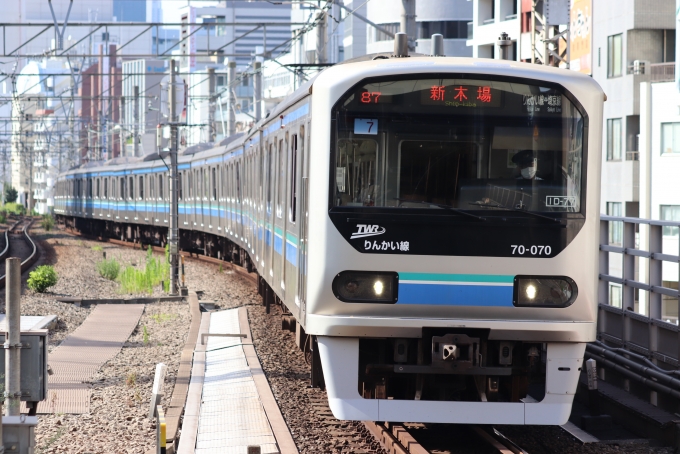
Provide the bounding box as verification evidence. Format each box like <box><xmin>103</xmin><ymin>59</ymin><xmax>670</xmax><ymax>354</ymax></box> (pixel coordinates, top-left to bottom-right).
<box><xmin>600</xmin><ymin>215</ymin><xmax>680</xmax><ymax>228</ymax></box>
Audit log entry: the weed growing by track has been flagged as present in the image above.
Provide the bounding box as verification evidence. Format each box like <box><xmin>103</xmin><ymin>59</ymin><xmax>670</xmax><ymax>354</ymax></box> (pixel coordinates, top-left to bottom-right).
<box><xmin>96</xmin><ymin>258</ymin><xmax>120</xmax><ymax>280</ymax></box>
<box><xmin>40</xmin><ymin>214</ymin><xmax>55</xmax><ymax>231</ymax></box>
<box><xmin>118</xmin><ymin>246</ymin><xmax>170</xmax><ymax>295</ymax></box>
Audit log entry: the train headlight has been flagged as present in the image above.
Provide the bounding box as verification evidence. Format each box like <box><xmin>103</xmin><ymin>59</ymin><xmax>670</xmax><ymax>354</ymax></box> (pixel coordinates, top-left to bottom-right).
<box><xmin>513</xmin><ymin>276</ymin><xmax>577</xmax><ymax>308</ymax></box>
<box><xmin>332</xmin><ymin>271</ymin><xmax>399</xmax><ymax>304</ymax></box>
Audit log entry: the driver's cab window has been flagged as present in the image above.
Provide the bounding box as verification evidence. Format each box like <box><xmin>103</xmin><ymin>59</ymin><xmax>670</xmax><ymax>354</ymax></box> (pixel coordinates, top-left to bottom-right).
<box><xmin>335</xmin><ymin>139</ymin><xmax>378</xmax><ymax>207</ymax></box>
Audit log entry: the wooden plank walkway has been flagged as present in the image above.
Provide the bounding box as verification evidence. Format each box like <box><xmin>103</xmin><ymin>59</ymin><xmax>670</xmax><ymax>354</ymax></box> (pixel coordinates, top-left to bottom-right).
<box><xmin>37</xmin><ymin>304</ymin><xmax>145</xmax><ymax>414</ymax></box>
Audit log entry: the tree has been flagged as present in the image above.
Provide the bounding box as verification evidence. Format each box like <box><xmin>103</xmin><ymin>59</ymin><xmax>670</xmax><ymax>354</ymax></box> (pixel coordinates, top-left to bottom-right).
<box><xmin>4</xmin><ymin>186</ymin><xmax>17</xmax><ymax>204</ymax></box>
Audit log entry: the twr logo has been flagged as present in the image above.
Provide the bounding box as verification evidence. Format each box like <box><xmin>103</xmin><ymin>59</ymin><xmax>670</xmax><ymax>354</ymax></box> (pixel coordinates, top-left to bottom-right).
<box><xmin>350</xmin><ymin>224</ymin><xmax>386</xmax><ymax>239</ymax></box>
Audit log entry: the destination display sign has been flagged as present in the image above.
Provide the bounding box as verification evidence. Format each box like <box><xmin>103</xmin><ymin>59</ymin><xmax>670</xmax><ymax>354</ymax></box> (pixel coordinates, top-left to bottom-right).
<box><xmin>419</xmin><ymin>84</ymin><xmax>502</xmax><ymax>108</ymax></box>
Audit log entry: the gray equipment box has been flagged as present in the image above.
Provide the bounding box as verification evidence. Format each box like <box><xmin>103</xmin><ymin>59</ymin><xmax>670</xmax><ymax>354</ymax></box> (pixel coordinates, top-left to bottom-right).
<box><xmin>0</xmin><ymin>330</ymin><xmax>48</xmax><ymax>403</ymax></box>
<box><xmin>2</xmin><ymin>415</ymin><xmax>37</xmax><ymax>454</ymax></box>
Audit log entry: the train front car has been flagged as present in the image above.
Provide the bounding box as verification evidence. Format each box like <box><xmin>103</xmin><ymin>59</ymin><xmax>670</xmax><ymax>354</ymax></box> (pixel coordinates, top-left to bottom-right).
<box><xmin>305</xmin><ymin>59</ymin><xmax>604</xmax><ymax>425</ymax></box>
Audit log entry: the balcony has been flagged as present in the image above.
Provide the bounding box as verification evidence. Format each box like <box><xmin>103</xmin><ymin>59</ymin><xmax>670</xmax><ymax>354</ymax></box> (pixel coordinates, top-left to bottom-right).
<box><xmin>650</xmin><ymin>62</ymin><xmax>674</xmax><ymax>82</ymax></box>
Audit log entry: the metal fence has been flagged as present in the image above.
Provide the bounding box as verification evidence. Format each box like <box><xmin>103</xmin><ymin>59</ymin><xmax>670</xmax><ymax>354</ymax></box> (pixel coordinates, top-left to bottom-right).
<box><xmin>650</xmin><ymin>62</ymin><xmax>675</xmax><ymax>82</ymax></box>
<box><xmin>599</xmin><ymin>216</ymin><xmax>680</xmax><ymax>366</ymax></box>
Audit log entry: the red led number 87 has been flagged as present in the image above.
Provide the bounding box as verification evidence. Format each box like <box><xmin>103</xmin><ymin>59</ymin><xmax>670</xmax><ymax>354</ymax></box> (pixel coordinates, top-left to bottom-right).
<box><xmin>360</xmin><ymin>92</ymin><xmax>382</xmax><ymax>103</ymax></box>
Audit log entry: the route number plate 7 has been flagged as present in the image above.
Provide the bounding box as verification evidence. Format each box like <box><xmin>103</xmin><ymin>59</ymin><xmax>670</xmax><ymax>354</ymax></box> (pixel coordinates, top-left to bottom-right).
<box><xmin>354</xmin><ymin>119</ymin><xmax>378</xmax><ymax>135</ymax></box>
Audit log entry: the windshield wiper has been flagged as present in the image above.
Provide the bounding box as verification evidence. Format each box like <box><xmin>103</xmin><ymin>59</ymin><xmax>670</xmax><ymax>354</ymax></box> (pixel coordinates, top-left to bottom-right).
<box><xmin>468</xmin><ymin>201</ymin><xmax>562</xmax><ymax>223</ymax></box>
<box><xmin>394</xmin><ymin>198</ymin><xmax>486</xmax><ymax>221</ymax></box>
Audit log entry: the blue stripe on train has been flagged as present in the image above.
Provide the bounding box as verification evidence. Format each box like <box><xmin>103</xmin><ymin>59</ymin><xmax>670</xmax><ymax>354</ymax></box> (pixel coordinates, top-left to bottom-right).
<box><xmin>397</xmin><ymin>283</ymin><xmax>513</xmax><ymax>306</ymax></box>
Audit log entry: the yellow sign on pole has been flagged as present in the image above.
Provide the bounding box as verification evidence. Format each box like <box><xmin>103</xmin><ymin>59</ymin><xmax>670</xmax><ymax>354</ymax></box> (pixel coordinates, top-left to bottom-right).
<box><xmin>570</xmin><ymin>0</ymin><xmax>592</xmax><ymax>74</ymax></box>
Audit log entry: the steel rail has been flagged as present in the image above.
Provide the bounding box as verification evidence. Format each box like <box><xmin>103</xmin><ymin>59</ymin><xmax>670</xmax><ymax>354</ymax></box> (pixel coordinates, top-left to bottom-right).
<box><xmin>0</xmin><ymin>217</ymin><xmax>39</xmax><ymax>288</ymax></box>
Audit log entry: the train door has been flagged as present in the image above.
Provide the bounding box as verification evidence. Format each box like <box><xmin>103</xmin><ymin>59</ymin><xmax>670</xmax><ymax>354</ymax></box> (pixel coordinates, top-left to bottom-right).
<box><xmin>265</xmin><ymin>143</ymin><xmax>274</xmax><ymax>279</ymax></box>
<box><xmin>178</xmin><ymin>171</ymin><xmax>185</xmax><ymax>228</ymax></box>
<box><xmin>296</xmin><ymin>123</ymin><xmax>310</xmax><ymax>322</ymax></box>
<box><xmin>218</xmin><ymin>164</ymin><xmax>225</xmax><ymax>236</ymax></box>
<box><xmin>286</xmin><ymin>132</ymin><xmax>299</xmax><ymax>306</ymax></box>
<box><xmin>136</xmin><ymin>175</ymin><xmax>143</xmax><ymax>223</ymax></box>
<box><xmin>115</xmin><ymin>177</ymin><xmax>122</xmax><ymax>221</ymax></box>
<box><xmin>127</xmin><ymin>175</ymin><xmax>134</xmax><ymax>222</ymax></box>
<box><xmin>210</xmin><ymin>166</ymin><xmax>217</xmax><ymax>231</ymax></box>
<box><xmin>94</xmin><ymin>177</ymin><xmax>100</xmax><ymax>218</ymax></box>
<box><xmin>271</xmin><ymin>137</ymin><xmax>283</xmax><ymax>295</ymax></box>
<box><xmin>160</xmin><ymin>171</ymin><xmax>168</xmax><ymax>226</ymax></box>
<box><xmin>235</xmin><ymin>159</ymin><xmax>242</xmax><ymax>242</ymax></box>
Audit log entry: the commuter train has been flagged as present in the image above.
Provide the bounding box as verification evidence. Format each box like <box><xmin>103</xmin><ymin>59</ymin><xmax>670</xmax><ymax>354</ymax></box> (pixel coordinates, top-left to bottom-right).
<box><xmin>55</xmin><ymin>50</ymin><xmax>604</xmax><ymax>425</ymax></box>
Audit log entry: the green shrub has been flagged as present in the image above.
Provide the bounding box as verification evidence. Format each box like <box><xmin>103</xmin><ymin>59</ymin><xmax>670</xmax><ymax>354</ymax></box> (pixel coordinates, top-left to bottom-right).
<box><xmin>27</xmin><ymin>265</ymin><xmax>58</xmax><ymax>293</ymax></box>
<box><xmin>40</xmin><ymin>215</ymin><xmax>55</xmax><ymax>231</ymax></box>
<box><xmin>2</xmin><ymin>203</ymin><xmax>25</xmax><ymax>215</ymax></box>
<box><xmin>97</xmin><ymin>258</ymin><xmax>120</xmax><ymax>280</ymax></box>
<box><xmin>0</xmin><ymin>214</ymin><xmax>5</xmax><ymax>224</ymax></box>
<box><xmin>3</xmin><ymin>186</ymin><xmax>17</xmax><ymax>204</ymax></box>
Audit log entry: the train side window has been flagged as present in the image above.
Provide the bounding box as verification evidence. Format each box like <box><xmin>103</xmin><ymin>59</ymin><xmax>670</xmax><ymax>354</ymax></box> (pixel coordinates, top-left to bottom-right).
<box><xmin>187</xmin><ymin>171</ymin><xmax>192</xmax><ymax>199</ymax></box>
<box><xmin>290</xmin><ymin>134</ymin><xmax>298</xmax><ymax>223</ymax></box>
<box><xmin>139</xmin><ymin>176</ymin><xmax>144</xmax><ymax>200</ymax></box>
<box><xmin>120</xmin><ymin>178</ymin><xmax>124</xmax><ymax>200</ymax></box>
<box><xmin>178</xmin><ymin>172</ymin><xmax>183</xmax><ymax>200</ymax></box>
<box><xmin>212</xmin><ymin>167</ymin><xmax>217</xmax><ymax>201</ymax></box>
<box><xmin>95</xmin><ymin>179</ymin><xmax>100</xmax><ymax>198</ymax></box>
<box><xmin>129</xmin><ymin>177</ymin><xmax>134</xmax><ymax>200</ymax></box>
<box><xmin>87</xmin><ymin>179</ymin><xmax>92</xmax><ymax>198</ymax></box>
<box><xmin>150</xmin><ymin>175</ymin><xmax>155</xmax><ymax>199</ymax></box>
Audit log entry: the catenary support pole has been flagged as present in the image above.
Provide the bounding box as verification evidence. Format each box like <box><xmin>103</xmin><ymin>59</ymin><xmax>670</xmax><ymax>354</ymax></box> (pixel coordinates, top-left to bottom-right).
<box><xmin>227</xmin><ymin>61</ymin><xmax>236</xmax><ymax>137</ymax></box>
<box><xmin>119</xmin><ymin>95</ymin><xmax>125</xmax><ymax>157</ymax></box>
<box><xmin>208</xmin><ymin>68</ymin><xmax>216</xmax><ymax>142</ymax></box>
<box><xmin>133</xmin><ymin>85</ymin><xmax>140</xmax><ymax>157</ymax></box>
<box><xmin>5</xmin><ymin>257</ymin><xmax>21</xmax><ymax>417</ymax></box>
<box><xmin>253</xmin><ymin>61</ymin><xmax>262</xmax><ymax>122</ymax></box>
<box><xmin>168</xmin><ymin>60</ymin><xmax>179</xmax><ymax>295</ymax></box>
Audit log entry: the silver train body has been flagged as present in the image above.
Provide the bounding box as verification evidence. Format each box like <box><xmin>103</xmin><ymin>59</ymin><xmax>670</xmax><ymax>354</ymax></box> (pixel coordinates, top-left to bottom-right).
<box><xmin>55</xmin><ymin>55</ymin><xmax>604</xmax><ymax>425</ymax></box>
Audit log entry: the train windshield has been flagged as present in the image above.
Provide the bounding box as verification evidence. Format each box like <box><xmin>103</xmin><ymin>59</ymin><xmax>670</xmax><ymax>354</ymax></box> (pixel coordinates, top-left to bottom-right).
<box><xmin>331</xmin><ymin>76</ymin><xmax>586</xmax><ymax>213</ymax></box>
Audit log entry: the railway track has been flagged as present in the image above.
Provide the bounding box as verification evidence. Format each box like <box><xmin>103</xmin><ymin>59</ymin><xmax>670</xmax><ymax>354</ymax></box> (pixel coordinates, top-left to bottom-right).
<box><xmin>365</xmin><ymin>421</ymin><xmax>529</xmax><ymax>454</ymax></box>
<box><xmin>0</xmin><ymin>216</ymin><xmax>39</xmax><ymax>287</ymax></box>
<box><xmin>61</xmin><ymin>227</ymin><xmax>532</xmax><ymax>454</ymax></box>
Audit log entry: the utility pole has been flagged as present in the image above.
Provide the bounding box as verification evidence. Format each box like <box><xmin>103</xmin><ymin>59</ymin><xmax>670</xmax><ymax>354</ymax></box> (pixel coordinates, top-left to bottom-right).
<box><xmin>227</xmin><ymin>61</ymin><xmax>236</xmax><ymax>137</ymax></box>
<box><xmin>6</xmin><ymin>257</ymin><xmax>21</xmax><ymax>418</ymax></box>
<box><xmin>119</xmin><ymin>95</ymin><xmax>125</xmax><ymax>157</ymax></box>
<box><xmin>253</xmin><ymin>61</ymin><xmax>262</xmax><ymax>122</ymax></box>
<box><xmin>400</xmin><ymin>0</ymin><xmax>416</xmax><ymax>51</ymax></box>
<box><xmin>208</xmin><ymin>68</ymin><xmax>216</xmax><ymax>142</ymax></box>
<box><xmin>133</xmin><ymin>85</ymin><xmax>140</xmax><ymax>157</ymax></box>
<box><xmin>168</xmin><ymin>59</ymin><xmax>179</xmax><ymax>295</ymax></box>
<box><xmin>315</xmin><ymin>10</ymin><xmax>327</xmax><ymax>64</ymax></box>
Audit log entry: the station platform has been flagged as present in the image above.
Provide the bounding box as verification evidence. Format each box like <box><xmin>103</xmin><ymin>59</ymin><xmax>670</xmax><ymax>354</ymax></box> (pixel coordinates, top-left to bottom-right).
<box><xmin>177</xmin><ymin>307</ymin><xmax>298</xmax><ymax>454</ymax></box>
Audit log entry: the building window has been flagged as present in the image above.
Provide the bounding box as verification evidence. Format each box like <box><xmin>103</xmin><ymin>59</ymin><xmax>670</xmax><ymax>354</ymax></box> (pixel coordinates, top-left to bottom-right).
<box><xmin>661</xmin><ymin>122</ymin><xmax>680</xmax><ymax>154</ymax></box>
<box><xmin>607</xmin><ymin>202</ymin><xmax>623</xmax><ymax>245</ymax></box>
<box><xmin>661</xmin><ymin>205</ymin><xmax>680</xmax><ymax>237</ymax></box>
<box><xmin>607</xmin><ymin>34</ymin><xmax>622</xmax><ymax>78</ymax></box>
<box><xmin>370</xmin><ymin>23</ymin><xmax>399</xmax><ymax>43</ymax></box>
<box><xmin>417</xmin><ymin>21</ymin><xmax>470</xmax><ymax>40</ymax></box>
<box><xmin>609</xmin><ymin>284</ymin><xmax>622</xmax><ymax>308</ymax></box>
<box><xmin>607</xmin><ymin>118</ymin><xmax>622</xmax><ymax>160</ymax></box>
